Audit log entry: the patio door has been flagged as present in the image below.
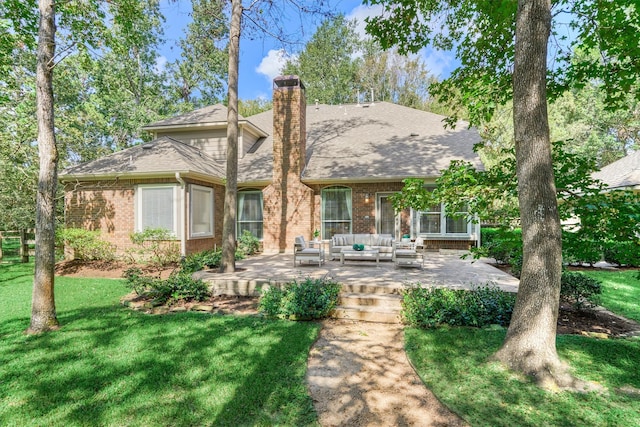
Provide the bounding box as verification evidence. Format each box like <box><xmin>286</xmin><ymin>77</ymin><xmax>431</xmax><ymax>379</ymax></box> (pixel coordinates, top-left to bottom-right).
<box><xmin>376</xmin><ymin>193</ymin><xmax>396</xmax><ymax>235</ymax></box>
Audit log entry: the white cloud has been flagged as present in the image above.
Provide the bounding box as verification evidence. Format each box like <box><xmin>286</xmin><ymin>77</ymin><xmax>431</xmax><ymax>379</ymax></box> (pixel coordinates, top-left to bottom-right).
<box><xmin>346</xmin><ymin>4</ymin><xmax>384</xmax><ymax>39</ymax></box>
<box><xmin>154</xmin><ymin>55</ymin><xmax>168</xmax><ymax>74</ymax></box>
<box><xmin>421</xmin><ymin>47</ymin><xmax>457</xmax><ymax>79</ymax></box>
<box><xmin>255</xmin><ymin>49</ymin><xmax>295</xmax><ymax>82</ymax></box>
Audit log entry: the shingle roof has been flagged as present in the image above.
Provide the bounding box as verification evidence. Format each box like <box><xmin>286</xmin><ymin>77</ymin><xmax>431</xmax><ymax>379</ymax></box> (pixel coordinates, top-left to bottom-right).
<box><xmin>143</xmin><ymin>104</ymin><xmax>242</xmax><ymax>129</ymax></box>
<box><xmin>239</xmin><ymin>101</ymin><xmax>483</xmax><ymax>183</ymax></box>
<box><xmin>592</xmin><ymin>151</ymin><xmax>640</xmax><ymax>190</ymax></box>
<box><xmin>61</xmin><ymin>136</ymin><xmax>225</xmax><ymax>180</ymax></box>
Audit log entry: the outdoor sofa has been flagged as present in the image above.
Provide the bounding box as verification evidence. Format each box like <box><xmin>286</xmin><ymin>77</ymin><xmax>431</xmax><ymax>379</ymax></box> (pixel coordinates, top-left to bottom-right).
<box><xmin>329</xmin><ymin>234</ymin><xmax>394</xmax><ymax>261</ymax></box>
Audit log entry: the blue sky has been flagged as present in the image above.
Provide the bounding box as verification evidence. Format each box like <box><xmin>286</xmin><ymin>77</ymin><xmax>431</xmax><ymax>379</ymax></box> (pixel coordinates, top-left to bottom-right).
<box><xmin>158</xmin><ymin>1</ymin><xmax>458</xmax><ymax>101</ymax></box>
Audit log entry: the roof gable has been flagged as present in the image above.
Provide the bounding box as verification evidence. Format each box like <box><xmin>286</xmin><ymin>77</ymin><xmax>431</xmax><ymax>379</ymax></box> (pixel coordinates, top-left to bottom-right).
<box><xmin>593</xmin><ymin>151</ymin><xmax>640</xmax><ymax>189</ymax></box>
<box><xmin>60</xmin><ymin>136</ymin><xmax>225</xmax><ymax>180</ymax></box>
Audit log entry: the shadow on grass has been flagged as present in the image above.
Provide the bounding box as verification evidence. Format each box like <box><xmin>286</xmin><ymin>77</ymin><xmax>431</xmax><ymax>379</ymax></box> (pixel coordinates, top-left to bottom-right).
<box><xmin>0</xmin><ymin>262</ymin><xmax>33</xmax><ymax>285</ymax></box>
<box><xmin>406</xmin><ymin>327</ymin><xmax>640</xmax><ymax>427</ymax></box>
<box><xmin>0</xmin><ymin>305</ymin><xmax>320</xmax><ymax>426</ymax></box>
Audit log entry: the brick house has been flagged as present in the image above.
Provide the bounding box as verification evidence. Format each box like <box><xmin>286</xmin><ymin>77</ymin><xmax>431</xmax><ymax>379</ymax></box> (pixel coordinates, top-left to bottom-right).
<box><xmin>60</xmin><ymin>75</ymin><xmax>484</xmax><ymax>256</ymax></box>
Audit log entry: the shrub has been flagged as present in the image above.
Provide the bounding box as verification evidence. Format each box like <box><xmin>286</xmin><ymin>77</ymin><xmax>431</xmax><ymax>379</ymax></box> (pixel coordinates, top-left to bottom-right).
<box><xmin>128</xmin><ymin>228</ymin><xmax>180</xmax><ymax>266</ymax></box>
<box><xmin>480</xmin><ymin>227</ymin><xmax>522</xmax><ymax>266</ymax></box>
<box><xmin>238</xmin><ymin>230</ymin><xmax>260</xmax><ymax>256</ymax></box>
<box><xmin>180</xmin><ymin>249</ymin><xmax>245</xmax><ymax>274</ymax></box>
<box><xmin>562</xmin><ymin>232</ymin><xmax>603</xmax><ymax>266</ymax></box>
<box><xmin>603</xmin><ymin>241</ymin><xmax>640</xmax><ymax>267</ymax></box>
<box><xmin>123</xmin><ymin>268</ymin><xmax>209</xmax><ymax>305</ymax></box>
<box><xmin>259</xmin><ymin>277</ymin><xmax>341</xmax><ymax>320</ymax></box>
<box><xmin>401</xmin><ymin>284</ymin><xmax>516</xmax><ymax>328</ymax></box>
<box><xmin>560</xmin><ymin>271</ymin><xmax>603</xmax><ymax>310</ymax></box>
<box><xmin>56</xmin><ymin>228</ymin><xmax>116</xmax><ymax>261</ymax></box>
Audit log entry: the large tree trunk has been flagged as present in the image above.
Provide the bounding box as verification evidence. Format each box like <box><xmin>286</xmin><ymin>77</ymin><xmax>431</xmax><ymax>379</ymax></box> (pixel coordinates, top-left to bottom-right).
<box><xmin>28</xmin><ymin>0</ymin><xmax>59</xmax><ymax>334</ymax></box>
<box><xmin>493</xmin><ymin>0</ymin><xmax>569</xmax><ymax>389</ymax></box>
<box><xmin>220</xmin><ymin>0</ymin><xmax>242</xmax><ymax>273</ymax></box>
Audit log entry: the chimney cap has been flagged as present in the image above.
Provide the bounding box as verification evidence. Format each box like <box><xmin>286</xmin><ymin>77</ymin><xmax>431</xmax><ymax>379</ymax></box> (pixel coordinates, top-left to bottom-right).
<box><xmin>273</xmin><ymin>75</ymin><xmax>305</xmax><ymax>90</ymax></box>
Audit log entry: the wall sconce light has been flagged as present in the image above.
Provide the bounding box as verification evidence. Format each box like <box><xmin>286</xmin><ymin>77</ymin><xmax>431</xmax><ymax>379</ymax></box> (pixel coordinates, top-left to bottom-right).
<box><xmin>364</xmin><ymin>193</ymin><xmax>370</xmax><ymax>203</ymax></box>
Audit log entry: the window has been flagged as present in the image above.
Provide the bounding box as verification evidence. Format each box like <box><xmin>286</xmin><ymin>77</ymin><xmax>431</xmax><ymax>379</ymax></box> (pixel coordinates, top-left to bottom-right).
<box><xmin>321</xmin><ymin>187</ymin><xmax>352</xmax><ymax>239</ymax></box>
<box><xmin>418</xmin><ymin>203</ymin><xmax>470</xmax><ymax>236</ymax></box>
<box><xmin>376</xmin><ymin>193</ymin><xmax>396</xmax><ymax>235</ymax></box>
<box><xmin>237</xmin><ymin>190</ymin><xmax>263</xmax><ymax>239</ymax></box>
<box><xmin>190</xmin><ymin>185</ymin><xmax>214</xmax><ymax>238</ymax></box>
<box><xmin>136</xmin><ymin>185</ymin><xmax>179</xmax><ymax>236</ymax></box>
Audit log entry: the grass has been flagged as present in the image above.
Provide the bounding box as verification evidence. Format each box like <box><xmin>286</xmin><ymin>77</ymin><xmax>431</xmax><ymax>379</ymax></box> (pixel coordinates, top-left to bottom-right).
<box><xmin>406</xmin><ymin>327</ymin><xmax>640</xmax><ymax>427</ymax></box>
<box><xmin>405</xmin><ymin>269</ymin><xmax>640</xmax><ymax>426</ymax></box>
<box><xmin>0</xmin><ymin>263</ymin><xmax>321</xmax><ymax>427</ymax></box>
<box><xmin>580</xmin><ymin>269</ymin><xmax>640</xmax><ymax>323</ymax></box>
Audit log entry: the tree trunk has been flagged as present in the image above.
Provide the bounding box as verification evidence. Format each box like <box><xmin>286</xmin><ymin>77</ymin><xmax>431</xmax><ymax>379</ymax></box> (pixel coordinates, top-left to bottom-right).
<box><xmin>28</xmin><ymin>0</ymin><xmax>59</xmax><ymax>334</ymax></box>
<box><xmin>220</xmin><ymin>0</ymin><xmax>242</xmax><ymax>273</ymax></box>
<box><xmin>492</xmin><ymin>0</ymin><xmax>594</xmax><ymax>391</ymax></box>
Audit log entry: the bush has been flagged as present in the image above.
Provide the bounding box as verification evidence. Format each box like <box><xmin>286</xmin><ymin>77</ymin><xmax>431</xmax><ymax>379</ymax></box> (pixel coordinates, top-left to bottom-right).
<box><xmin>238</xmin><ymin>230</ymin><xmax>260</xmax><ymax>256</ymax></box>
<box><xmin>180</xmin><ymin>249</ymin><xmax>246</xmax><ymax>274</ymax></box>
<box><xmin>123</xmin><ymin>268</ymin><xmax>209</xmax><ymax>305</ymax></box>
<box><xmin>401</xmin><ymin>284</ymin><xmax>516</xmax><ymax>328</ymax></box>
<box><xmin>56</xmin><ymin>228</ymin><xmax>116</xmax><ymax>261</ymax></box>
<box><xmin>562</xmin><ymin>232</ymin><xmax>603</xmax><ymax>266</ymax></box>
<box><xmin>128</xmin><ymin>228</ymin><xmax>180</xmax><ymax>266</ymax></box>
<box><xmin>259</xmin><ymin>277</ymin><xmax>341</xmax><ymax>320</ymax></box>
<box><xmin>603</xmin><ymin>241</ymin><xmax>640</xmax><ymax>267</ymax></box>
<box><xmin>480</xmin><ymin>227</ymin><xmax>522</xmax><ymax>266</ymax></box>
<box><xmin>560</xmin><ymin>271</ymin><xmax>603</xmax><ymax>310</ymax></box>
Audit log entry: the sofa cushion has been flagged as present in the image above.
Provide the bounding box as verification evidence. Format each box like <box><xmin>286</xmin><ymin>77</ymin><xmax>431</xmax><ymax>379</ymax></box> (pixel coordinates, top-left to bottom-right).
<box><xmin>376</xmin><ymin>236</ymin><xmax>393</xmax><ymax>246</ymax></box>
<box><xmin>353</xmin><ymin>234</ymin><xmax>371</xmax><ymax>246</ymax></box>
<box><xmin>294</xmin><ymin>235</ymin><xmax>306</xmax><ymax>249</ymax></box>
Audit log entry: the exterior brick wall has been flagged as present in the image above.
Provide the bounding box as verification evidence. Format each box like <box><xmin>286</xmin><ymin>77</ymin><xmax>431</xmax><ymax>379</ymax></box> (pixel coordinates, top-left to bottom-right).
<box><xmin>64</xmin><ymin>177</ymin><xmax>223</xmax><ymax>258</ymax></box>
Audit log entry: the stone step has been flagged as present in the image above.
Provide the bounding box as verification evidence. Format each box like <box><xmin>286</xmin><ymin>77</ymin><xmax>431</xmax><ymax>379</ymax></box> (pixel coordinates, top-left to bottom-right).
<box><xmin>339</xmin><ymin>292</ymin><xmax>402</xmax><ymax>310</ymax></box>
<box><xmin>331</xmin><ymin>306</ymin><xmax>401</xmax><ymax>324</ymax></box>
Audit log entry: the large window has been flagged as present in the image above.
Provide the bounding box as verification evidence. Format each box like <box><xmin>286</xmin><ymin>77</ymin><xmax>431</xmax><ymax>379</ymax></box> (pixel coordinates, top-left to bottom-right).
<box><xmin>136</xmin><ymin>185</ymin><xmax>179</xmax><ymax>236</ymax></box>
<box><xmin>418</xmin><ymin>203</ymin><xmax>470</xmax><ymax>236</ymax></box>
<box><xmin>237</xmin><ymin>190</ymin><xmax>263</xmax><ymax>239</ymax></box>
<box><xmin>190</xmin><ymin>185</ymin><xmax>214</xmax><ymax>238</ymax></box>
<box><xmin>321</xmin><ymin>186</ymin><xmax>352</xmax><ymax>239</ymax></box>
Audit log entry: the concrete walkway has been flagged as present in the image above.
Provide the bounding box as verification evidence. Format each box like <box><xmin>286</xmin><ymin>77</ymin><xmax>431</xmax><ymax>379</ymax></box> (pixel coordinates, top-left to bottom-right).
<box><xmin>195</xmin><ymin>251</ymin><xmax>519</xmax><ymax>295</ymax></box>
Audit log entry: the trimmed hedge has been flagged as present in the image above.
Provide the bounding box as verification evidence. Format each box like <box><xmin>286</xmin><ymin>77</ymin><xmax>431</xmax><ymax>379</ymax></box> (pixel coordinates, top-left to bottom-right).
<box><xmin>603</xmin><ymin>241</ymin><xmax>640</xmax><ymax>267</ymax></box>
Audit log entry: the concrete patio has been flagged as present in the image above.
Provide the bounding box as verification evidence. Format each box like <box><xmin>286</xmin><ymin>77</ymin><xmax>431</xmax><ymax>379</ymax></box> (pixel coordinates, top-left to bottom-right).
<box><xmin>195</xmin><ymin>251</ymin><xmax>519</xmax><ymax>323</ymax></box>
<box><xmin>196</xmin><ymin>251</ymin><xmax>519</xmax><ymax>295</ymax></box>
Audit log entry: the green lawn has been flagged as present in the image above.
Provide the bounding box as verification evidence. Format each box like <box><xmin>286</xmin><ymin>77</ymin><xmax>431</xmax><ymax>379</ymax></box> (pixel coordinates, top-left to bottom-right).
<box><xmin>581</xmin><ymin>269</ymin><xmax>640</xmax><ymax>323</ymax></box>
<box><xmin>405</xmin><ymin>268</ymin><xmax>640</xmax><ymax>427</ymax></box>
<box><xmin>0</xmin><ymin>263</ymin><xmax>321</xmax><ymax>427</ymax></box>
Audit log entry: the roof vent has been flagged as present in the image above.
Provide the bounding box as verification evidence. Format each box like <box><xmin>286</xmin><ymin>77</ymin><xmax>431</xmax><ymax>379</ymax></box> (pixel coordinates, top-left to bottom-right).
<box><xmin>410</xmin><ymin>132</ymin><xmax>419</xmax><ymax>137</ymax></box>
<box><xmin>142</xmin><ymin>143</ymin><xmax>153</xmax><ymax>149</ymax></box>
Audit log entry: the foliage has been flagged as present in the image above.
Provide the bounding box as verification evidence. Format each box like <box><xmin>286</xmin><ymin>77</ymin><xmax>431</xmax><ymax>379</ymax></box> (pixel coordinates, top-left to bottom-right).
<box><xmin>0</xmin><ymin>262</ymin><xmax>321</xmax><ymax>426</ymax></box>
<box><xmin>562</xmin><ymin>233</ymin><xmax>603</xmax><ymax>266</ymax></box>
<box><xmin>123</xmin><ymin>268</ymin><xmax>208</xmax><ymax>305</ymax></box>
<box><xmin>259</xmin><ymin>277</ymin><xmax>341</xmax><ymax>320</ymax></box>
<box><xmin>56</xmin><ymin>228</ymin><xmax>116</xmax><ymax>261</ymax></box>
<box><xmin>405</xmin><ymin>327</ymin><xmax>640</xmax><ymax>427</ymax></box>
<box><xmin>560</xmin><ymin>271</ymin><xmax>603</xmax><ymax>310</ymax></box>
<box><xmin>237</xmin><ymin>230</ymin><xmax>260</xmax><ymax>256</ymax></box>
<box><xmin>401</xmin><ymin>285</ymin><xmax>516</xmax><ymax>328</ymax></box>
<box><xmin>127</xmin><ymin>228</ymin><xmax>180</xmax><ymax>266</ymax></box>
<box><xmin>478</xmin><ymin>228</ymin><xmax>522</xmax><ymax>266</ymax></box>
<box><xmin>603</xmin><ymin>241</ymin><xmax>640</xmax><ymax>267</ymax></box>
<box><xmin>180</xmin><ymin>249</ymin><xmax>245</xmax><ymax>274</ymax></box>
<box><xmin>282</xmin><ymin>15</ymin><xmax>362</xmax><ymax>105</ymax></box>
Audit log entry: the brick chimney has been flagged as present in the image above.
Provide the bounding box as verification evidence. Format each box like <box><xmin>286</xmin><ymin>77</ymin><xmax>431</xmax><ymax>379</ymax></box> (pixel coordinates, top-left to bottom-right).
<box><xmin>262</xmin><ymin>76</ymin><xmax>314</xmax><ymax>252</ymax></box>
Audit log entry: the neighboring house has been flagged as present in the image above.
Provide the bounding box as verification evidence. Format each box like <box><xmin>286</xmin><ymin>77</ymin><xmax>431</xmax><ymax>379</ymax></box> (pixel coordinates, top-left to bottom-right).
<box><xmin>592</xmin><ymin>151</ymin><xmax>640</xmax><ymax>192</ymax></box>
<box><xmin>60</xmin><ymin>76</ymin><xmax>484</xmax><ymax>256</ymax></box>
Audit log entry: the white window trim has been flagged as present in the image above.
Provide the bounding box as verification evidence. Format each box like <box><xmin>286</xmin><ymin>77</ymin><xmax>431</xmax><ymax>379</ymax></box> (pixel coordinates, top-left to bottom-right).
<box><xmin>414</xmin><ymin>205</ymin><xmax>473</xmax><ymax>238</ymax></box>
<box><xmin>237</xmin><ymin>189</ymin><xmax>264</xmax><ymax>240</ymax></box>
<box><xmin>135</xmin><ymin>184</ymin><xmax>181</xmax><ymax>238</ymax></box>
<box><xmin>375</xmin><ymin>192</ymin><xmax>397</xmax><ymax>235</ymax></box>
<box><xmin>189</xmin><ymin>184</ymin><xmax>214</xmax><ymax>239</ymax></box>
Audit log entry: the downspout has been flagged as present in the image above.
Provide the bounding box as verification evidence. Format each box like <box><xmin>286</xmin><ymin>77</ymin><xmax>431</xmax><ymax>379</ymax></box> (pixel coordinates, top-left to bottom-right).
<box><xmin>176</xmin><ymin>172</ymin><xmax>187</xmax><ymax>256</ymax></box>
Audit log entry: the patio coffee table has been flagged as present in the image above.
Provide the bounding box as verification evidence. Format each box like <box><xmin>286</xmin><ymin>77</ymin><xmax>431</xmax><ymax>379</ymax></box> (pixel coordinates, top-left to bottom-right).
<box><xmin>340</xmin><ymin>248</ymin><xmax>380</xmax><ymax>266</ymax></box>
